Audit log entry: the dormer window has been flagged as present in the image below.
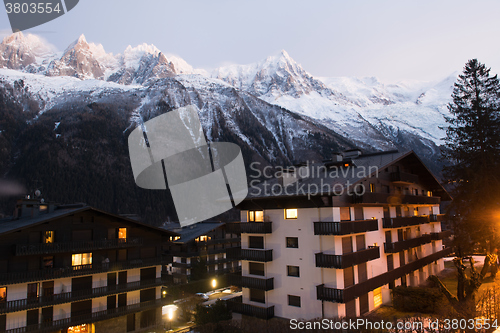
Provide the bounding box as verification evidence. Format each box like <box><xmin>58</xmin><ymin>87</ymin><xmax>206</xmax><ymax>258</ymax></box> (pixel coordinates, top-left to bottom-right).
<box><xmin>248</xmin><ymin>211</ymin><xmax>264</xmax><ymax>222</ymax></box>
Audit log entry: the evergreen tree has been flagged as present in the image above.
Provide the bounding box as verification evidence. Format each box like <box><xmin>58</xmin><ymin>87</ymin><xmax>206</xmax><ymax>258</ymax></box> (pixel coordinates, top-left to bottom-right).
<box><xmin>442</xmin><ymin>59</ymin><xmax>500</xmax><ymax>254</ymax></box>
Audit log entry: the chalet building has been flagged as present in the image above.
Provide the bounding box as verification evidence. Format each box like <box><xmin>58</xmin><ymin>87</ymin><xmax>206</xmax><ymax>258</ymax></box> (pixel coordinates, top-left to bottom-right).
<box><xmin>228</xmin><ymin>150</ymin><xmax>452</xmax><ymax>320</ymax></box>
<box><xmin>161</xmin><ymin>222</ymin><xmax>241</xmax><ymax>285</ymax></box>
<box><xmin>0</xmin><ymin>199</ymin><xmax>178</xmax><ymax>333</ymax></box>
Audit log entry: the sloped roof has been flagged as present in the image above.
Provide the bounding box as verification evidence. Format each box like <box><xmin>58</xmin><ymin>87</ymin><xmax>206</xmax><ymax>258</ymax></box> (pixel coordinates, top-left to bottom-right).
<box><xmin>245</xmin><ymin>150</ymin><xmax>451</xmax><ymax>201</ymax></box>
<box><xmin>0</xmin><ymin>205</ymin><xmax>179</xmax><ymax>236</ymax></box>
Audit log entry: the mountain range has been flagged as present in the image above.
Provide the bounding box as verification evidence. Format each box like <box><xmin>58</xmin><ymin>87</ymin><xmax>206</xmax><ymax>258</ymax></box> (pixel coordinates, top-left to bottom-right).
<box><xmin>0</xmin><ymin>32</ymin><xmax>455</xmax><ymax>222</ymax></box>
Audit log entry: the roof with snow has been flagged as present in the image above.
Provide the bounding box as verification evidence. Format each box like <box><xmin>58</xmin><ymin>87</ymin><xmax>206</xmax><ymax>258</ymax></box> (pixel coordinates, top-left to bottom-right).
<box><xmin>160</xmin><ymin>222</ymin><xmax>224</xmax><ymax>244</ymax></box>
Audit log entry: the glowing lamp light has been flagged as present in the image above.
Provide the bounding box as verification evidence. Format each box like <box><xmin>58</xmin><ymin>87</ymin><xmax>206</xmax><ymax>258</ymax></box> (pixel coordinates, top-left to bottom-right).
<box><xmin>212</xmin><ymin>279</ymin><xmax>217</xmax><ymax>289</ymax></box>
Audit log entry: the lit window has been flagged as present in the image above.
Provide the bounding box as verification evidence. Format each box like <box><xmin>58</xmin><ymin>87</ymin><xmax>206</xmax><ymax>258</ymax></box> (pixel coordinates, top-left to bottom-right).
<box><xmin>118</xmin><ymin>228</ymin><xmax>127</xmax><ymax>239</ymax></box>
<box><xmin>373</xmin><ymin>287</ymin><xmax>382</xmax><ymax>308</ymax></box>
<box><xmin>285</xmin><ymin>209</ymin><xmax>298</xmax><ymax>219</ymax></box>
<box><xmin>248</xmin><ymin>211</ymin><xmax>264</xmax><ymax>222</ymax></box>
<box><xmin>196</xmin><ymin>235</ymin><xmax>208</xmax><ymax>242</ymax></box>
<box><xmin>39</xmin><ymin>205</ymin><xmax>47</xmax><ymax>212</ymax></box>
<box><xmin>72</xmin><ymin>253</ymin><xmax>92</xmax><ymax>266</ymax></box>
<box><xmin>0</xmin><ymin>287</ymin><xmax>6</xmax><ymax>303</ymax></box>
<box><xmin>427</xmin><ymin>191</ymin><xmax>433</xmax><ymax>197</ymax></box>
<box><xmin>43</xmin><ymin>231</ymin><xmax>54</xmax><ymax>244</ymax></box>
<box><xmin>413</xmin><ymin>208</ymin><xmax>418</xmax><ymax>216</ymax></box>
<box><xmin>68</xmin><ymin>324</ymin><xmax>92</xmax><ymax>333</ymax></box>
<box><xmin>369</xmin><ymin>183</ymin><xmax>375</xmax><ymax>193</ymax></box>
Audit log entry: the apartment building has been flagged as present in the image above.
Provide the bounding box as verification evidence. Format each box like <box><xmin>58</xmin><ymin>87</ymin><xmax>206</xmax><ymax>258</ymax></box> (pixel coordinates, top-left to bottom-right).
<box><xmin>162</xmin><ymin>222</ymin><xmax>241</xmax><ymax>284</ymax></box>
<box><xmin>229</xmin><ymin>150</ymin><xmax>452</xmax><ymax>320</ymax></box>
<box><xmin>0</xmin><ymin>198</ymin><xmax>178</xmax><ymax>333</ymax></box>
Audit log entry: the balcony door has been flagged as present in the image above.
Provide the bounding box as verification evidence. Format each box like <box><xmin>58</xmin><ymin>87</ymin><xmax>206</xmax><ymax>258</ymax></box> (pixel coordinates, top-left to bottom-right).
<box><xmin>342</xmin><ymin>237</ymin><xmax>353</xmax><ymax>254</ymax></box>
<box><xmin>356</xmin><ymin>235</ymin><xmax>366</xmax><ymax>251</ymax></box>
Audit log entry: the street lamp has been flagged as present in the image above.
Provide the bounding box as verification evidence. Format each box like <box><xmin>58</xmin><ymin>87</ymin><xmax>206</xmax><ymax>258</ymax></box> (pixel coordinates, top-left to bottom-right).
<box><xmin>211</xmin><ymin>278</ymin><xmax>217</xmax><ymax>289</ymax></box>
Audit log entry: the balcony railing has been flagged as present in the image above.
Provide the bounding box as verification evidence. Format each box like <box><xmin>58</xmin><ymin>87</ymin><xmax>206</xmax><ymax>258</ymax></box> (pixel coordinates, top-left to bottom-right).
<box><xmin>384</xmin><ymin>234</ymin><xmax>432</xmax><ymax>253</ymax></box>
<box><xmin>0</xmin><ymin>278</ymin><xmax>163</xmax><ymax>314</ymax></box>
<box><xmin>383</xmin><ymin>216</ymin><xmax>430</xmax><ymax>228</ymax></box>
<box><xmin>317</xmin><ymin>247</ymin><xmax>452</xmax><ymax>303</ymax></box>
<box><xmin>5</xmin><ymin>298</ymin><xmax>168</xmax><ymax>333</ymax></box>
<box><xmin>14</xmin><ymin>238</ymin><xmax>143</xmax><ymax>256</ymax></box>
<box><xmin>431</xmin><ymin>230</ymin><xmax>452</xmax><ymax>240</ymax></box>
<box><xmin>0</xmin><ymin>257</ymin><xmax>167</xmax><ymax>285</ymax></box>
<box><xmin>227</xmin><ymin>297</ymin><xmax>274</xmax><ymax>320</ymax></box>
<box><xmin>240</xmin><ymin>249</ymin><xmax>273</xmax><ymax>262</ymax></box>
<box><xmin>228</xmin><ymin>274</ymin><xmax>274</xmax><ymax>291</ymax></box>
<box><xmin>430</xmin><ymin>214</ymin><xmax>446</xmax><ymax>222</ymax></box>
<box><xmin>390</xmin><ymin>171</ymin><xmax>419</xmax><ymax>184</ymax></box>
<box><xmin>225</xmin><ymin>223</ymin><xmax>241</xmax><ymax>234</ymax></box>
<box><xmin>240</xmin><ymin>222</ymin><xmax>272</xmax><ymax>234</ymax></box>
<box><xmin>205</xmin><ymin>237</ymin><xmax>240</xmax><ymax>245</ymax></box>
<box><xmin>352</xmin><ymin>193</ymin><xmax>440</xmax><ymax>205</ymax></box>
<box><xmin>315</xmin><ymin>246</ymin><xmax>380</xmax><ymax>269</ymax></box>
<box><xmin>313</xmin><ymin>219</ymin><xmax>378</xmax><ymax>236</ymax></box>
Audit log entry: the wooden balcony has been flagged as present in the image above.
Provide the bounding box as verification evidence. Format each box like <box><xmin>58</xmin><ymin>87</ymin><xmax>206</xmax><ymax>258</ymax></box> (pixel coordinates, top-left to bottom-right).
<box><xmin>0</xmin><ymin>278</ymin><xmax>164</xmax><ymax>314</ymax></box>
<box><xmin>390</xmin><ymin>171</ymin><xmax>419</xmax><ymax>184</ymax></box>
<box><xmin>383</xmin><ymin>216</ymin><xmax>430</xmax><ymax>228</ymax></box>
<box><xmin>317</xmin><ymin>247</ymin><xmax>452</xmax><ymax>303</ymax></box>
<box><xmin>313</xmin><ymin>219</ymin><xmax>378</xmax><ymax>236</ymax></box>
<box><xmin>431</xmin><ymin>230</ymin><xmax>452</xmax><ymax>240</ymax></box>
<box><xmin>315</xmin><ymin>246</ymin><xmax>380</xmax><ymax>269</ymax></box>
<box><xmin>15</xmin><ymin>238</ymin><xmax>143</xmax><ymax>256</ymax></box>
<box><xmin>0</xmin><ymin>257</ymin><xmax>167</xmax><ymax>286</ymax></box>
<box><xmin>240</xmin><ymin>249</ymin><xmax>273</xmax><ymax>262</ymax></box>
<box><xmin>227</xmin><ymin>296</ymin><xmax>274</xmax><ymax>320</ymax></box>
<box><xmin>5</xmin><ymin>298</ymin><xmax>168</xmax><ymax>333</ymax></box>
<box><xmin>384</xmin><ymin>234</ymin><xmax>432</xmax><ymax>253</ymax></box>
<box><xmin>228</xmin><ymin>274</ymin><xmax>274</xmax><ymax>291</ymax></box>
<box><xmin>240</xmin><ymin>222</ymin><xmax>272</xmax><ymax>234</ymax></box>
<box><xmin>352</xmin><ymin>192</ymin><xmax>440</xmax><ymax>205</ymax></box>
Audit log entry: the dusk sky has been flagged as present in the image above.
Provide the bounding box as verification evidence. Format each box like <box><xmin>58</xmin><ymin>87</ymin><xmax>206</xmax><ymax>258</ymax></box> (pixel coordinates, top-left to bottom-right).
<box><xmin>1</xmin><ymin>0</ymin><xmax>499</xmax><ymax>82</ymax></box>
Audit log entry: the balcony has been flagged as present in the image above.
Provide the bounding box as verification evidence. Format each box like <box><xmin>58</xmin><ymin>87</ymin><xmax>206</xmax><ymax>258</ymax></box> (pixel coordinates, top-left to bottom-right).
<box><xmin>390</xmin><ymin>171</ymin><xmax>419</xmax><ymax>184</ymax></box>
<box><xmin>240</xmin><ymin>249</ymin><xmax>273</xmax><ymax>262</ymax></box>
<box><xmin>15</xmin><ymin>238</ymin><xmax>143</xmax><ymax>256</ymax></box>
<box><xmin>240</xmin><ymin>222</ymin><xmax>272</xmax><ymax>234</ymax></box>
<box><xmin>313</xmin><ymin>219</ymin><xmax>378</xmax><ymax>236</ymax></box>
<box><xmin>315</xmin><ymin>246</ymin><xmax>380</xmax><ymax>269</ymax></box>
<box><xmin>317</xmin><ymin>247</ymin><xmax>452</xmax><ymax>304</ymax></box>
<box><xmin>227</xmin><ymin>296</ymin><xmax>274</xmax><ymax>320</ymax></box>
<box><xmin>0</xmin><ymin>257</ymin><xmax>167</xmax><ymax>286</ymax></box>
<box><xmin>430</xmin><ymin>214</ymin><xmax>446</xmax><ymax>222</ymax></box>
<box><xmin>206</xmin><ymin>237</ymin><xmax>240</xmax><ymax>245</ymax></box>
<box><xmin>0</xmin><ymin>278</ymin><xmax>164</xmax><ymax>314</ymax></box>
<box><xmin>228</xmin><ymin>274</ymin><xmax>274</xmax><ymax>291</ymax></box>
<box><xmin>384</xmin><ymin>234</ymin><xmax>432</xmax><ymax>253</ymax></box>
<box><xmin>5</xmin><ymin>298</ymin><xmax>168</xmax><ymax>333</ymax></box>
<box><xmin>431</xmin><ymin>230</ymin><xmax>452</xmax><ymax>240</ymax></box>
<box><xmin>383</xmin><ymin>216</ymin><xmax>430</xmax><ymax>228</ymax></box>
<box><xmin>352</xmin><ymin>193</ymin><xmax>440</xmax><ymax>205</ymax></box>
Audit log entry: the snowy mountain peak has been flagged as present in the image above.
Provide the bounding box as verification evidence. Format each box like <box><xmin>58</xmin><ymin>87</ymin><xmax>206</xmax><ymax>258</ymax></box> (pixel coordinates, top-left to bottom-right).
<box><xmin>0</xmin><ymin>32</ymin><xmax>56</xmax><ymax>70</ymax></box>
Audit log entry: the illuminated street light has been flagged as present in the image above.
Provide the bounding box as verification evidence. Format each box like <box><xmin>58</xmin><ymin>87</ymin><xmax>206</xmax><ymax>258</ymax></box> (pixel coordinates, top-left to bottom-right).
<box><xmin>212</xmin><ymin>278</ymin><xmax>217</xmax><ymax>289</ymax></box>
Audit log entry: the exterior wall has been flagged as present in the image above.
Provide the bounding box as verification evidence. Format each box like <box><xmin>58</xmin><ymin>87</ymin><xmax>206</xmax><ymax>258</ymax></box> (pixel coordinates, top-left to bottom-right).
<box><xmin>240</xmin><ymin>201</ymin><xmax>447</xmax><ymax>320</ymax></box>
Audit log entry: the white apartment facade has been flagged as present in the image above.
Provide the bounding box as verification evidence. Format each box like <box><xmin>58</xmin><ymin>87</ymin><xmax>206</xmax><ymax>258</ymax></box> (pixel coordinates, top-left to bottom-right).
<box><xmin>230</xmin><ymin>150</ymin><xmax>451</xmax><ymax>320</ymax></box>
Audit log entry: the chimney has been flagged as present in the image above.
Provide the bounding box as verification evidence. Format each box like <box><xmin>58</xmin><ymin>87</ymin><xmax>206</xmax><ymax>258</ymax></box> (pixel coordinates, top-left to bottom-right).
<box><xmin>343</xmin><ymin>149</ymin><xmax>362</xmax><ymax>159</ymax></box>
<box><xmin>332</xmin><ymin>153</ymin><xmax>343</xmax><ymax>162</ymax></box>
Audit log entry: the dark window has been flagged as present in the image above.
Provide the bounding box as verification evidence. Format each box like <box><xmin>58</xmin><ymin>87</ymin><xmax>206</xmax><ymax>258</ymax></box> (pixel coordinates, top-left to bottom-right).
<box><xmin>107</xmin><ymin>295</ymin><xmax>116</xmax><ymax>310</ymax></box>
<box><xmin>288</xmin><ymin>295</ymin><xmax>301</xmax><ymax>307</ymax></box>
<box><xmin>345</xmin><ymin>299</ymin><xmax>356</xmax><ymax>317</ymax></box>
<box><xmin>0</xmin><ymin>315</ymin><xmax>5</xmax><ymax>331</ymax></box>
<box><xmin>127</xmin><ymin>313</ymin><xmax>135</xmax><ymax>332</ymax></box>
<box><xmin>358</xmin><ymin>263</ymin><xmax>367</xmax><ymax>282</ymax></box>
<box><xmin>250</xmin><ymin>289</ymin><xmax>265</xmax><ymax>303</ymax></box>
<box><xmin>27</xmin><ymin>309</ymin><xmax>38</xmax><ymax>326</ymax></box>
<box><xmin>118</xmin><ymin>293</ymin><xmax>127</xmax><ymax>307</ymax></box>
<box><xmin>249</xmin><ymin>262</ymin><xmax>265</xmax><ymax>276</ymax></box>
<box><xmin>249</xmin><ymin>236</ymin><xmax>264</xmax><ymax>249</ymax></box>
<box><xmin>140</xmin><ymin>288</ymin><xmax>156</xmax><ymax>302</ymax></box>
<box><xmin>387</xmin><ymin>254</ymin><xmax>394</xmax><ymax>271</ymax></box>
<box><xmin>359</xmin><ymin>293</ymin><xmax>369</xmax><ymax>315</ymax></box>
<box><xmin>287</xmin><ymin>265</ymin><xmax>300</xmax><ymax>277</ymax></box>
<box><xmin>43</xmin><ymin>256</ymin><xmax>53</xmax><ymax>269</ymax></box>
<box><xmin>119</xmin><ymin>271</ymin><xmax>127</xmax><ymax>286</ymax></box>
<box><xmin>286</xmin><ymin>237</ymin><xmax>298</xmax><ymax>248</ymax></box>
<box><xmin>140</xmin><ymin>267</ymin><xmax>156</xmax><ymax>283</ymax></box>
<box><xmin>354</xmin><ymin>206</ymin><xmax>364</xmax><ymax>220</ymax></box>
<box><xmin>118</xmin><ymin>249</ymin><xmax>127</xmax><ymax>261</ymax></box>
<box><xmin>356</xmin><ymin>235</ymin><xmax>366</xmax><ymax>251</ymax></box>
<box><xmin>399</xmin><ymin>251</ymin><xmax>406</xmax><ymax>266</ymax></box>
<box><xmin>27</xmin><ymin>283</ymin><xmax>38</xmax><ymax>299</ymax></box>
<box><xmin>71</xmin><ymin>300</ymin><xmax>91</xmax><ymax>317</ymax></box>
<box><xmin>41</xmin><ymin>307</ymin><xmax>53</xmax><ymax>323</ymax></box>
<box><xmin>342</xmin><ymin>236</ymin><xmax>353</xmax><ymax>254</ymax></box>
<box><xmin>140</xmin><ymin>309</ymin><xmax>156</xmax><ymax>329</ymax></box>
<box><xmin>107</xmin><ymin>272</ymin><xmax>116</xmax><ymax>291</ymax></box>
<box><xmin>42</xmin><ymin>281</ymin><xmax>54</xmax><ymax>301</ymax></box>
<box><xmin>344</xmin><ymin>266</ymin><xmax>354</xmax><ymax>287</ymax></box>
<box><xmin>72</xmin><ymin>276</ymin><xmax>92</xmax><ymax>293</ymax></box>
